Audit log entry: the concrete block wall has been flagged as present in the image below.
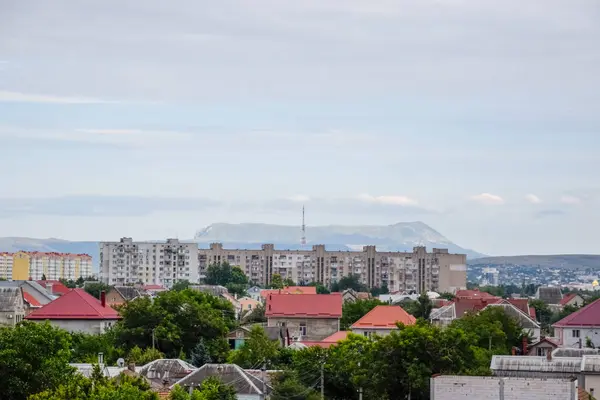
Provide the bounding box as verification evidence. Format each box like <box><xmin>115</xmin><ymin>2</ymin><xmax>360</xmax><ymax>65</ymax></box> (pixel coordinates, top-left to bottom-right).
<box><xmin>431</xmin><ymin>376</ymin><xmax>577</xmax><ymax>400</ymax></box>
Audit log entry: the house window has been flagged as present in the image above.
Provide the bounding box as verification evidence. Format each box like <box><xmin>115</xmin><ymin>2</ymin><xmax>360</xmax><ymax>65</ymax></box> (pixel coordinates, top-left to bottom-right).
<box><xmin>299</xmin><ymin>323</ymin><xmax>307</xmax><ymax>336</ymax></box>
<box><xmin>363</xmin><ymin>331</ymin><xmax>372</xmax><ymax>338</ymax></box>
<box><xmin>536</xmin><ymin>347</ymin><xmax>547</xmax><ymax>356</ymax></box>
<box><xmin>247</xmin><ymin>304</ymin><xmax>252</xmax><ymax>309</ymax></box>
<box><xmin>573</xmin><ymin>330</ymin><xmax>581</xmax><ymax>338</ymax></box>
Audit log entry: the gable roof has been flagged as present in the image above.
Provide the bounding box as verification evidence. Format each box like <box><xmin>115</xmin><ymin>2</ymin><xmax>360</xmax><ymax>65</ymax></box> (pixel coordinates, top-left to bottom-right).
<box><xmin>0</xmin><ymin>281</ymin><xmax>55</xmax><ymax>304</ymax></box>
<box><xmin>113</xmin><ymin>286</ymin><xmax>143</xmax><ymax>302</ymax></box>
<box><xmin>351</xmin><ymin>305</ymin><xmax>416</xmax><ymax>330</ymax></box>
<box><xmin>0</xmin><ymin>287</ymin><xmax>24</xmax><ymax>312</ymax></box>
<box><xmin>485</xmin><ymin>301</ymin><xmax>540</xmax><ymax>329</ymax></box>
<box><xmin>23</xmin><ymin>291</ymin><xmax>42</xmax><ymax>308</ymax></box>
<box><xmin>553</xmin><ymin>298</ymin><xmax>600</xmax><ymax>328</ymax></box>
<box><xmin>26</xmin><ymin>288</ymin><xmax>121</xmax><ymax>320</ymax></box>
<box><xmin>536</xmin><ymin>286</ymin><xmax>563</xmax><ymax>305</ymax></box>
<box><xmin>266</xmin><ymin>293</ymin><xmax>342</xmax><ymax>318</ymax></box>
<box><xmin>560</xmin><ymin>293</ymin><xmax>583</xmax><ymax>306</ymax></box>
<box><xmin>138</xmin><ymin>359</ymin><xmax>196</xmax><ymax>385</ymax></box>
<box><xmin>455</xmin><ymin>289</ymin><xmax>498</xmax><ymax>299</ymax></box>
<box><xmin>260</xmin><ymin>286</ymin><xmax>317</xmax><ymax>299</ymax></box>
<box><xmin>171</xmin><ymin>364</ymin><xmax>271</xmax><ymax>395</ymax></box>
<box><xmin>36</xmin><ymin>280</ymin><xmax>71</xmax><ymax>296</ymax></box>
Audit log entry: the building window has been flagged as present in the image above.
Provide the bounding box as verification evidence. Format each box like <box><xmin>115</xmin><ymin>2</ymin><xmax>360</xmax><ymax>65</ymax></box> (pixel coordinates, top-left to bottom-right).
<box><xmin>573</xmin><ymin>330</ymin><xmax>581</xmax><ymax>338</ymax></box>
<box><xmin>536</xmin><ymin>347</ymin><xmax>547</xmax><ymax>356</ymax></box>
<box><xmin>299</xmin><ymin>323</ymin><xmax>307</xmax><ymax>336</ymax></box>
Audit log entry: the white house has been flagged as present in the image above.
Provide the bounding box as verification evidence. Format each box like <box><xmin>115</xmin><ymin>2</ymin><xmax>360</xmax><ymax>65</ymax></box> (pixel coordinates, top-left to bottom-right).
<box><xmin>553</xmin><ymin>298</ymin><xmax>600</xmax><ymax>348</ymax></box>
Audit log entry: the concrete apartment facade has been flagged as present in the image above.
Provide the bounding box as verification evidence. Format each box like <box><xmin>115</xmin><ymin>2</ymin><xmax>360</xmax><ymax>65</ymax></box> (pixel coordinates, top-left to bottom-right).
<box><xmin>99</xmin><ymin>238</ymin><xmax>199</xmax><ymax>287</ymax></box>
<box><xmin>0</xmin><ymin>251</ymin><xmax>92</xmax><ymax>281</ymax></box>
<box><xmin>199</xmin><ymin>243</ymin><xmax>467</xmax><ymax>293</ymax></box>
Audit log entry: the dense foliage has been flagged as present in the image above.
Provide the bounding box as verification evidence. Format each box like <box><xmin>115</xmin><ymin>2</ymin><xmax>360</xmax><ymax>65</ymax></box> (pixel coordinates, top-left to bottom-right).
<box><xmin>340</xmin><ymin>298</ymin><xmax>386</xmax><ymax>330</ymax></box>
<box><xmin>204</xmin><ymin>262</ymin><xmax>249</xmax><ymax>296</ymax></box>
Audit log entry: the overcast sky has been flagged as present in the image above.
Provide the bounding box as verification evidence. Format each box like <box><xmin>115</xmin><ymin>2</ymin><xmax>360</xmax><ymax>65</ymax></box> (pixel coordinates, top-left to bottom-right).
<box><xmin>0</xmin><ymin>0</ymin><xmax>599</xmax><ymax>256</ymax></box>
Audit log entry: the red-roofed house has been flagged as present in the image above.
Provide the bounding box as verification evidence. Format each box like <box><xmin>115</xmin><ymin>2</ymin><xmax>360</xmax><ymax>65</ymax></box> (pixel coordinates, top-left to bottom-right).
<box><xmin>351</xmin><ymin>305</ymin><xmax>416</xmax><ymax>337</ymax></box>
<box><xmin>299</xmin><ymin>331</ymin><xmax>350</xmax><ymax>348</ymax></box>
<box><xmin>455</xmin><ymin>289</ymin><xmax>498</xmax><ymax>299</ymax></box>
<box><xmin>37</xmin><ymin>280</ymin><xmax>71</xmax><ymax>296</ymax></box>
<box><xmin>560</xmin><ymin>293</ymin><xmax>584</xmax><ymax>308</ymax></box>
<box><xmin>26</xmin><ymin>289</ymin><xmax>121</xmax><ymax>334</ymax></box>
<box><xmin>266</xmin><ymin>293</ymin><xmax>342</xmax><ymax>341</ymax></box>
<box><xmin>260</xmin><ymin>286</ymin><xmax>317</xmax><ymax>300</ymax></box>
<box><xmin>553</xmin><ymin>299</ymin><xmax>600</xmax><ymax>348</ymax></box>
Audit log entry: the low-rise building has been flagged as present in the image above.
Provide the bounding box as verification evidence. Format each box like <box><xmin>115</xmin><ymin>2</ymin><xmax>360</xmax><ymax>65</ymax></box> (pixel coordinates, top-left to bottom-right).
<box><xmin>351</xmin><ymin>305</ymin><xmax>416</xmax><ymax>337</ymax></box>
<box><xmin>553</xmin><ymin>299</ymin><xmax>600</xmax><ymax>348</ymax></box>
<box><xmin>260</xmin><ymin>286</ymin><xmax>317</xmax><ymax>300</ymax></box>
<box><xmin>105</xmin><ymin>286</ymin><xmax>144</xmax><ymax>307</ymax></box>
<box><xmin>266</xmin><ymin>293</ymin><xmax>342</xmax><ymax>341</ymax></box>
<box><xmin>0</xmin><ymin>287</ymin><xmax>26</xmax><ymax>327</ymax></box>
<box><xmin>561</xmin><ymin>293</ymin><xmax>585</xmax><ymax>308</ymax></box>
<box><xmin>239</xmin><ymin>296</ymin><xmax>261</xmax><ymax>313</ymax></box>
<box><xmin>26</xmin><ymin>289</ymin><xmax>121</xmax><ymax>334</ymax></box>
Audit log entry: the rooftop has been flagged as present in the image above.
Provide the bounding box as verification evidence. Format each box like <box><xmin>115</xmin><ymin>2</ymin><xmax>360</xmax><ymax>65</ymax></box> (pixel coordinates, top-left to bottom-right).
<box><xmin>26</xmin><ymin>289</ymin><xmax>120</xmax><ymax>320</ymax></box>
<box><xmin>260</xmin><ymin>286</ymin><xmax>317</xmax><ymax>298</ymax></box>
<box><xmin>266</xmin><ymin>293</ymin><xmax>342</xmax><ymax>318</ymax></box>
<box><xmin>351</xmin><ymin>305</ymin><xmax>416</xmax><ymax>329</ymax></box>
<box><xmin>171</xmin><ymin>364</ymin><xmax>271</xmax><ymax>396</ymax></box>
<box><xmin>36</xmin><ymin>280</ymin><xmax>71</xmax><ymax>296</ymax></box>
<box><xmin>554</xmin><ymin>299</ymin><xmax>600</xmax><ymax>328</ymax></box>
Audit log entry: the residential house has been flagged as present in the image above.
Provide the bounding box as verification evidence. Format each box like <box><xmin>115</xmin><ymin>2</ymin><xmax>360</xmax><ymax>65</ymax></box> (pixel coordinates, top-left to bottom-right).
<box><xmin>106</xmin><ymin>286</ymin><xmax>144</xmax><ymax>307</ymax></box>
<box><xmin>227</xmin><ymin>325</ymin><xmax>286</xmax><ymax>349</ymax></box>
<box><xmin>138</xmin><ymin>359</ymin><xmax>197</xmax><ymax>390</ymax></box>
<box><xmin>0</xmin><ymin>280</ymin><xmax>55</xmax><ymax>315</ymax></box>
<box><xmin>260</xmin><ymin>286</ymin><xmax>317</xmax><ymax>300</ymax></box>
<box><xmin>351</xmin><ymin>305</ymin><xmax>416</xmax><ymax>337</ymax></box>
<box><xmin>190</xmin><ymin>285</ymin><xmax>229</xmax><ymax>296</ymax></box>
<box><xmin>26</xmin><ymin>289</ymin><xmax>121</xmax><ymax>334</ymax></box>
<box><xmin>0</xmin><ymin>287</ymin><xmax>26</xmax><ymax>327</ymax></box>
<box><xmin>246</xmin><ymin>286</ymin><xmax>262</xmax><ymax>301</ymax></box>
<box><xmin>553</xmin><ymin>299</ymin><xmax>600</xmax><ymax>348</ymax></box>
<box><xmin>266</xmin><ymin>293</ymin><xmax>342</xmax><ymax>341</ymax></box>
<box><xmin>430</xmin><ymin>375</ymin><xmax>582</xmax><ymax>400</ymax></box>
<box><xmin>562</xmin><ymin>293</ymin><xmax>585</xmax><ymax>308</ymax></box>
<box><xmin>143</xmin><ymin>284</ymin><xmax>167</xmax><ymax>296</ymax></box>
<box><xmin>171</xmin><ymin>364</ymin><xmax>272</xmax><ymax>399</ymax></box>
<box><xmin>527</xmin><ymin>337</ymin><xmax>560</xmax><ymax>356</ymax></box>
<box><xmin>342</xmin><ymin>288</ymin><xmax>371</xmax><ymax>303</ymax></box>
<box><xmin>220</xmin><ymin>292</ymin><xmax>241</xmax><ymax>319</ymax></box>
<box><xmin>37</xmin><ymin>280</ymin><xmax>71</xmax><ymax>296</ymax></box>
<box><xmin>536</xmin><ymin>286</ymin><xmax>564</xmax><ymax>307</ymax></box>
<box><xmin>294</xmin><ymin>331</ymin><xmax>350</xmax><ymax>349</ymax></box>
<box><xmin>239</xmin><ymin>296</ymin><xmax>261</xmax><ymax>313</ymax></box>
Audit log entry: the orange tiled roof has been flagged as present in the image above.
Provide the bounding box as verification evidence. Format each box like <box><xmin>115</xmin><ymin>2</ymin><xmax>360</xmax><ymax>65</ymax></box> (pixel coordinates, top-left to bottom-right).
<box><xmin>351</xmin><ymin>305</ymin><xmax>416</xmax><ymax>329</ymax></box>
<box><xmin>260</xmin><ymin>286</ymin><xmax>317</xmax><ymax>298</ymax></box>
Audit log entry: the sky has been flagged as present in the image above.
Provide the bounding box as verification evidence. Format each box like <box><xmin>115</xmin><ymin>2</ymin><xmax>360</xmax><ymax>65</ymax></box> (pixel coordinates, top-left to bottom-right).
<box><xmin>0</xmin><ymin>0</ymin><xmax>599</xmax><ymax>256</ymax></box>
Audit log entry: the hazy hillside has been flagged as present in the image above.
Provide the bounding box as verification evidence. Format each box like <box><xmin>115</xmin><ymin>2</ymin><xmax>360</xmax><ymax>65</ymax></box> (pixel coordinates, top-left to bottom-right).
<box><xmin>195</xmin><ymin>221</ymin><xmax>485</xmax><ymax>258</ymax></box>
<box><xmin>468</xmin><ymin>255</ymin><xmax>600</xmax><ymax>269</ymax></box>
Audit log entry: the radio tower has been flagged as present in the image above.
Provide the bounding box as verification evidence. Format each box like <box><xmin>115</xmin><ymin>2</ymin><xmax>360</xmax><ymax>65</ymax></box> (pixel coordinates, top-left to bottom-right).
<box><xmin>301</xmin><ymin>206</ymin><xmax>307</xmax><ymax>246</ymax></box>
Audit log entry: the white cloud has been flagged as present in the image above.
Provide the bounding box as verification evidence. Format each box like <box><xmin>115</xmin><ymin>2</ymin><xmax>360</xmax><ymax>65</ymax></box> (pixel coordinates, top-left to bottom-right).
<box><xmin>287</xmin><ymin>195</ymin><xmax>311</xmax><ymax>202</ymax></box>
<box><xmin>470</xmin><ymin>193</ymin><xmax>505</xmax><ymax>205</ymax></box>
<box><xmin>525</xmin><ymin>194</ymin><xmax>542</xmax><ymax>204</ymax></box>
<box><xmin>560</xmin><ymin>195</ymin><xmax>581</xmax><ymax>205</ymax></box>
<box><xmin>0</xmin><ymin>90</ymin><xmax>114</xmax><ymax>104</ymax></box>
<box><xmin>357</xmin><ymin>193</ymin><xmax>419</xmax><ymax>206</ymax></box>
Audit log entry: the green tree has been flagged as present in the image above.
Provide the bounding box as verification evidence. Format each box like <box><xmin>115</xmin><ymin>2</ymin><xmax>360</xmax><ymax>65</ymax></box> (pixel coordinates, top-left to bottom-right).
<box><xmin>114</xmin><ymin>289</ymin><xmax>235</xmax><ymax>358</ymax></box>
<box><xmin>169</xmin><ymin>378</ymin><xmax>236</xmax><ymax>400</ymax></box>
<box><xmin>439</xmin><ymin>292</ymin><xmax>456</xmax><ymax>301</ymax></box>
<box><xmin>241</xmin><ymin>304</ymin><xmax>266</xmax><ymax>324</ymax></box>
<box><xmin>271</xmin><ymin>371</ymin><xmax>321</xmax><ymax>400</ymax></box>
<box><xmin>126</xmin><ymin>346</ymin><xmax>164</xmax><ymax>365</ymax></box>
<box><xmin>283</xmin><ymin>278</ymin><xmax>296</xmax><ymax>287</ymax></box>
<box><xmin>70</xmin><ymin>331</ymin><xmax>126</xmax><ymax>365</ymax></box>
<box><xmin>84</xmin><ymin>282</ymin><xmax>112</xmax><ymax>299</ymax></box>
<box><xmin>530</xmin><ymin>299</ymin><xmax>553</xmax><ymax>333</ymax></box>
<box><xmin>414</xmin><ymin>292</ymin><xmax>433</xmax><ymax>319</ymax></box>
<box><xmin>307</xmin><ymin>282</ymin><xmax>330</xmax><ymax>294</ymax></box>
<box><xmin>335</xmin><ymin>274</ymin><xmax>367</xmax><ymax>292</ymax></box>
<box><xmin>172</xmin><ymin>280</ymin><xmax>191</xmax><ymax>291</ymax></box>
<box><xmin>0</xmin><ymin>322</ymin><xmax>75</xmax><ymax>400</ymax></box>
<box><xmin>189</xmin><ymin>338</ymin><xmax>212</xmax><ymax>368</ymax></box>
<box><xmin>269</xmin><ymin>274</ymin><xmax>284</xmax><ymax>289</ymax></box>
<box><xmin>228</xmin><ymin>326</ymin><xmax>279</xmax><ymax>368</ymax></box>
<box><xmin>204</xmin><ymin>262</ymin><xmax>249</xmax><ymax>297</ymax></box>
<box><xmin>340</xmin><ymin>299</ymin><xmax>386</xmax><ymax>330</ymax></box>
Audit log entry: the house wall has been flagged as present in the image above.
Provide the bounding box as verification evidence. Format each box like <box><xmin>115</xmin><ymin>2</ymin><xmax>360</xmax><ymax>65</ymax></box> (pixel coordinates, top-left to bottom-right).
<box><xmin>0</xmin><ymin>311</ymin><xmax>25</xmax><ymax>327</ymax></box>
<box><xmin>565</xmin><ymin>296</ymin><xmax>584</xmax><ymax>308</ymax></box>
<box><xmin>556</xmin><ymin>327</ymin><xmax>600</xmax><ymax>347</ymax></box>
<box><xmin>430</xmin><ymin>376</ymin><xmax>577</xmax><ymax>400</ymax></box>
<box><xmin>106</xmin><ymin>289</ymin><xmax>126</xmax><ymax>306</ymax></box>
<box><xmin>32</xmin><ymin>319</ymin><xmax>119</xmax><ymax>334</ymax></box>
<box><xmin>237</xmin><ymin>395</ymin><xmax>261</xmax><ymax>400</ymax></box>
<box><xmin>527</xmin><ymin>343</ymin><xmax>555</xmax><ymax>356</ymax></box>
<box><xmin>268</xmin><ymin>317</ymin><xmax>339</xmax><ymax>341</ymax></box>
<box><xmin>582</xmin><ymin>374</ymin><xmax>600</xmax><ymax>395</ymax></box>
<box><xmin>352</xmin><ymin>328</ymin><xmax>394</xmax><ymax>337</ymax></box>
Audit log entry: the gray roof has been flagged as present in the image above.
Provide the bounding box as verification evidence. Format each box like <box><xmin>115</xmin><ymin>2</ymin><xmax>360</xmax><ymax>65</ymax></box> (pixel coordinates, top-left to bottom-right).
<box><xmin>113</xmin><ymin>286</ymin><xmax>143</xmax><ymax>301</ymax></box>
<box><xmin>189</xmin><ymin>285</ymin><xmax>229</xmax><ymax>296</ymax></box>
<box><xmin>69</xmin><ymin>364</ymin><xmax>126</xmax><ymax>378</ymax></box>
<box><xmin>486</xmin><ymin>303</ymin><xmax>540</xmax><ymax>329</ymax></box>
<box><xmin>491</xmin><ymin>355</ymin><xmax>581</xmax><ymax>378</ymax></box>
<box><xmin>0</xmin><ymin>281</ymin><xmax>55</xmax><ymax>304</ymax></box>
<box><xmin>138</xmin><ymin>359</ymin><xmax>196</xmax><ymax>385</ymax></box>
<box><xmin>536</xmin><ymin>287</ymin><xmax>563</xmax><ymax>305</ymax></box>
<box><xmin>553</xmin><ymin>348</ymin><xmax>600</xmax><ymax>358</ymax></box>
<box><xmin>581</xmin><ymin>355</ymin><xmax>600</xmax><ymax>373</ymax></box>
<box><xmin>0</xmin><ymin>287</ymin><xmax>24</xmax><ymax>312</ymax></box>
<box><xmin>171</xmin><ymin>363</ymin><xmax>271</xmax><ymax>395</ymax></box>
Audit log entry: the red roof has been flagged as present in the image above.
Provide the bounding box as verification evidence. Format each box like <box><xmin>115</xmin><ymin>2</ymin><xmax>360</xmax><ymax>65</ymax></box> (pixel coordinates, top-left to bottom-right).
<box><xmin>554</xmin><ymin>298</ymin><xmax>600</xmax><ymax>328</ymax></box>
<box><xmin>266</xmin><ymin>293</ymin><xmax>342</xmax><ymax>318</ymax></box>
<box><xmin>352</xmin><ymin>305</ymin><xmax>416</xmax><ymax>329</ymax></box>
<box><xmin>261</xmin><ymin>286</ymin><xmax>317</xmax><ymax>299</ymax></box>
<box><xmin>453</xmin><ymin>296</ymin><xmax>501</xmax><ymax>316</ymax></box>
<box><xmin>26</xmin><ymin>288</ymin><xmax>121</xmax><ymax>320</ymax></box>
<box><xmin>506</xmin><ymin>298</ymin><xmax>536</xmax><ymax>318</ymax></box>
<box><xmin>37</xmin><ymin>280</ymin><xmax>71</xmax><ymax>296</ymax></box>
<box><xmin>22</xmin><ymin>292</ymin><xmax>42</xmax><ymax>308</ymax></box>
<box><xmin>300</xmin><ymin>331</ymin><xmax>350</xmax><ymax>348</ymax></box>
<box><xmin>143</xmin><ymin>284</ymin><xmax>165</xmax><ymax>291</ymax></box>
<box><xmin>560</xmin><ymin>293</ymin><xmax>582</xmax><ymax>306</ymax></box>
<box><xmin>529</xmin><ymin>307</ymin><xmax>537</xmax><ymax>321</ymax></box>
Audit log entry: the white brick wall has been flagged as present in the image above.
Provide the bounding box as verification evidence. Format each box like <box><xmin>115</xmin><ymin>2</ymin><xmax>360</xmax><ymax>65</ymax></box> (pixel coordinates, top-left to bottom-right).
<box><xmin>431</xmin><ymin>376</ymin><xmax>577</xmax><ymax>400</ymax></box>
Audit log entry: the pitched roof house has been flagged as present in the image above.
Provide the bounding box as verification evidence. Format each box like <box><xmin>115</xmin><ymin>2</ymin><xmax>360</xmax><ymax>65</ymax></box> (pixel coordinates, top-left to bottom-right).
<box><xmin>351</xmin><ymin>305</ymin><xmax>416</xmax><ymax>337</ymax></box>
<box><xmin>266</xmin><ymin>293</ymin><xmax>342</xmax><ymax>341</ymax></box>
<box><xmin>561</xmin><ymin>293</ymin><xmax>585</xmax><ymax>308</ymax></box>
<box><xmin>0</xmin><ymin>280</ymin><xmax>55</xmax><ymax>314</ymax></box>
<box><xmin>36</xmin><ymin>280</ymin><xmax>71</xmax><ymax>296</ymax></box>
<box><xmin>106</xmin><ymin>286</ymin><xmax>144</xmax><ymax>306</ymax></box>
<box><xmin>297</xmin><ymin>331</ymin><xmax>351</xmax><ymax>349</ymax></box>
<box><xmin>536</xmin><ymin>286</ymin><xmax>564</xmax><ymax>305</ymax></box>
<box><xmin>26</xmin><ymin>289</ymin><xmax>121</xmax><ymax>334</ymax></box>
<box><xmin>553</xmin><ymin>299</ymin><xmax>600</xmax><ymax>348</ymax></box>
<box><xmin>0</xmin><ymin>287</ymin><xmax>26</xmax><ymax>327</ymax></box>
<box><xmin>260</xmin><ymin>286</ymin><xmax>317</xmax><ymax>299</ymax></box>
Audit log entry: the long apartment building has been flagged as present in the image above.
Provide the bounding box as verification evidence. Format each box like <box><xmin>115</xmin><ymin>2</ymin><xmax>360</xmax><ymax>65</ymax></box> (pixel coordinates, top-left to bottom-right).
<box><xmin>0</xmin><ymin>251</ymin><xmax>93</xmax><ymax>281</ymax></box>
<box><xmin>99</xmin><ymin>238</ymin><xmax>199</xmax><ymax>287</ymax></box>
<box><xmin>200</xmin><ymin>243</ymin><xmax>467</xmax><ymax>293</ymax></box>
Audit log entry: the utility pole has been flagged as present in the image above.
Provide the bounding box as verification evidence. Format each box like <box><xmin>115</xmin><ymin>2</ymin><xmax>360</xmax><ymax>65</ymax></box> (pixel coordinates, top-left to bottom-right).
<box><xmin>320</xmin><ymin>359</ymin><xmax>325</xmax><ymax>400</ymax></box>
<box><xmin>261</xmin><ymin>362</ymin><xmax>266</xmax><ymax>400</ymax></box>
<box><xmin>358</xmin><ymin>387</ymin><xmax>363</xmax><ymax>400</ymax></box>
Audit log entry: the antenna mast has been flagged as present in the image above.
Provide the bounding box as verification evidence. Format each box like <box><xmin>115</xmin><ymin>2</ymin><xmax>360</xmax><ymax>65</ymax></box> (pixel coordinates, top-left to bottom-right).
<box><xmin>301</xmin><ymin>206</ymin><xmax>306</xmax><ymax>246</ymax></box>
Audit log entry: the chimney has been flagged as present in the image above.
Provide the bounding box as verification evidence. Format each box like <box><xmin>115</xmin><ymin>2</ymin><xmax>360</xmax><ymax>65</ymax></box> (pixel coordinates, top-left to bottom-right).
<box><xmin>546</xmin><ymin>349</ymin><xmax>552</xmax><ymax>361</ymax></box>
<box><xmin>522</xmin><ymin>337</ymin><xmax>528</xmax><ymax>355</ymax></box>
<box><xmin>128</xmin><ymin>362</ymin><xmax>135</xmax><ymax>372</ymax></box>
<box><xmin>47</xmin><ymin>283</ymin><xmax>53</xmax><ymax>295</ymax></box>
<box><xmin>100</xmin><ymin>291</ymin><xmax>106</xmax><ymax>307</ymax></box>
<box><xmin>98</xmin><ymin>352</ymin><xmax>104</xmax><ymax>365</ymax></box>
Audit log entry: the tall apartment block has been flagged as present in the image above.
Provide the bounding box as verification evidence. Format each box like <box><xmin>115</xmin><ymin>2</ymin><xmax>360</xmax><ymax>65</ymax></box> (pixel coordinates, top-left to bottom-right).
<box><xmin>99</xmin><ymin>238</ymin><xmax>199</xmax><ymax>287</ymax></box>
<box><xmin>199</xmin><ymin>243</ymin><xmax>467</xmax><ymax>293</ymax></box>
<box><xmin>0</xmin><ymin>251</ymin><xmax>93</xmax><ymax>281</ymax></box>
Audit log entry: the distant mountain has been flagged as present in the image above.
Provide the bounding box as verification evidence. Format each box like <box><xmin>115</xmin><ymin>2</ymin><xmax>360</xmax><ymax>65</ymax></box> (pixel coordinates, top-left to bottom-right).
<box><xmin>0</xmin><ymin>237</ymin><xmax>99</xmax><ymax>265</ymax></box>
<box><xmin>195</xmin><ymin>221</ymin><xmax>485</xmax><ymax>258</ymax></box>
<box><xmin>468</xmin><ymin>255</ymin><xmax>600</xmax><ymax>269</ymax></box>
